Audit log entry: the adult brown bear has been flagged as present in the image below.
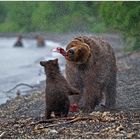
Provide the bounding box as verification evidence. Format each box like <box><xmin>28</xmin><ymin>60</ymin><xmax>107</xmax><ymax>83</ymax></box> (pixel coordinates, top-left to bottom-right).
<box><xmin>13</xmin><ymin>35</ymin><xmax>23</xmax><ymax>47</ymax></box>
<box><xmin>35</xmin><ymin>35</ymin><xmax>45</xmax><ymax>47</ymax></box>
<box><xmin>54</xmin><ymin>36</ymin><xmax>117</xmax><ymax>112</ymax></box>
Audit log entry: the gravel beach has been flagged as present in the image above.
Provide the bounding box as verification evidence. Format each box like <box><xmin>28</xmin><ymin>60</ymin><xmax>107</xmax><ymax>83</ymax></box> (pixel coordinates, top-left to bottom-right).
<box><xmin>0</xmin><ymin>33</ymin><xmax>140</xmax><ymax>139</ymax></box>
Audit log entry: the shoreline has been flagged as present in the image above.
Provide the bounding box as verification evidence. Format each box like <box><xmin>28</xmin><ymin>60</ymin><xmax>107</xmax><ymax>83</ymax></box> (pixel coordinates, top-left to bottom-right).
<box><xmin>0</xmin><ymin>32</ymin><xmax>123</xmax><ymax>47</ymax></box>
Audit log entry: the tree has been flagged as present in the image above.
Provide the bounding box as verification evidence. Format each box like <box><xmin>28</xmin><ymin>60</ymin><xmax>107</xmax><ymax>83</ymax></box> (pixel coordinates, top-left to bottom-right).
<box><xmin>100</xmin><ymin>1</ymin><xmax>140</xmax><ymax>50</ymax></box>
<box><xmin>7</xmin><ymin>2</ymin><xmax>37</xmax><ymax>31</ymax></box>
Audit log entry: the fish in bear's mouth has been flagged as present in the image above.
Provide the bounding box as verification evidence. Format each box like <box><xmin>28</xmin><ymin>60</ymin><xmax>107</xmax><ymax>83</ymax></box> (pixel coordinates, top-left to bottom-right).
<box><xmin>52</xmin><ymin>47</ymin><xmax>76</xmax><ymax>62</ymax></box>
<box><xmin>52</xmin><ymin>47</ymin><xmax>67</xmax><ymax>57</ymax></box>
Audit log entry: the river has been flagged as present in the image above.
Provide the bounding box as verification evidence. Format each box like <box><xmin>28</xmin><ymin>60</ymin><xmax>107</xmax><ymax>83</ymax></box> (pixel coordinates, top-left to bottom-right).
<box><xmin>0</xmin><ymin>37</ymin><xmax>65</xmax><ymax>104</ymax></box>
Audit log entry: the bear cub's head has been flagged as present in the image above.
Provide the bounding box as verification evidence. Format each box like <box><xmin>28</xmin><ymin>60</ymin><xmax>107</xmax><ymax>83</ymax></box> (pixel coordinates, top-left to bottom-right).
<box><xmin>40</xmin><ymin>58</ymin><xmax>59</xmax><ymax>74</ymax></box>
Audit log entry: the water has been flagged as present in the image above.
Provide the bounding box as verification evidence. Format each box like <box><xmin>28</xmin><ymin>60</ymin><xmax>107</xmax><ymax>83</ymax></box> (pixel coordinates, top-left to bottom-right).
<box><xmin>0</xmin><ymin>37</ymin><xmax>65</xmax><ymax>104</ymax></box>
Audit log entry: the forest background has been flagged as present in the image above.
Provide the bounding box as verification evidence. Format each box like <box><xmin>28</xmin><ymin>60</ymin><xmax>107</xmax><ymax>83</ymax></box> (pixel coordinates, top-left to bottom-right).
<box><xmin>0</xmin><ymin>1</ymin><xmax>139</xmax><ymax>50</ymax></box>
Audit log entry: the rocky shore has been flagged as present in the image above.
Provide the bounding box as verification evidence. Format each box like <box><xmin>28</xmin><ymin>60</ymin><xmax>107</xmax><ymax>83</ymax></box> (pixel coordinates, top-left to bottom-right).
<box><xmin>0</xmin><ymin>33</ymin><xmax>140</xmax><ymax>139</ymax></box>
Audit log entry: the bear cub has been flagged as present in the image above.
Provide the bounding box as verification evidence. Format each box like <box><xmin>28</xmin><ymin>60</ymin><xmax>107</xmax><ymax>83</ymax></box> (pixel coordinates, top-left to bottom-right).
<box><xmin>40</xmin><ymin>58</ymin><xmax>80</xmax><ymax>119</ymax></box>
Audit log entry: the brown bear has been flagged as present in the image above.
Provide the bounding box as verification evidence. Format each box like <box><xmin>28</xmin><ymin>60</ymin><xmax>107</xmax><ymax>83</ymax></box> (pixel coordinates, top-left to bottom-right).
<box><xmin>53</xmin><ymin>36</ymin><xmax>117</xmax><ymax>112</ymax></box>
<box><xmin>14</xmin><ymin>35</ymin><xmax>23</xmax><ymax>47</ymax></box>
<box><xmin>35</xmin><ymin>35</ymin><xmax>45</xmax><ymax>47</ymax></box>
<box><xmin>40</xmin><ymin>58</ymin><xmax>80</xmax><ymax>119</ymax></box>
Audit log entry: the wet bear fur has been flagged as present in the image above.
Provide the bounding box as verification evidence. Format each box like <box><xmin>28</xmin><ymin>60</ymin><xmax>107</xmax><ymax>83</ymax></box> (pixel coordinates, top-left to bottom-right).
<box><xmin>65</xmin><ymin>36</ymin><xmax>117</xmax><ymax>112</ymax></box>
<box><xmin>40</xmin><ymin>59</ymin><xmax>80</xmax><ymax>119</ymax></box>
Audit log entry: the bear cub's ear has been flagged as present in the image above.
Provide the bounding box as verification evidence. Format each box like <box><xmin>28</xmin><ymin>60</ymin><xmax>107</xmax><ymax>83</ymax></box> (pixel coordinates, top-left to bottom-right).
<box><xmin>53</xmin><ymin>58</ymin><xmax>58</xmax><ymax>65</ymax></box>
<box><xmin>40</xmin><ymin>61</ymin><xmax>45</xmax><ymax>66</ymax></box>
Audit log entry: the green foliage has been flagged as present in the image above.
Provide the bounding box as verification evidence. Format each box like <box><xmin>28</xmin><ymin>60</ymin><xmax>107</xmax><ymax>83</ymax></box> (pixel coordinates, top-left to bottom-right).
<box><xmin>0</xmin><ymin>3</ymin><xmax>7</xmax><ymax>23</ymax></box>
<box><xmin>0</xmin><ymin>22</ymin><xmax>19</xmax><ymax>32</ymax></box>
<box><xmin>0</xmin><ymin>1</ymin><xmax>139</xmax><ymax>50</ymax></box>
<box><xmin>99</xmin><ymin>1</ymin><xmax>140</xmax><ymax>50</ymax></box>
<box><xmin>6</xmin><ymin>2</ymin><xmax>37</xmax><ymax>32</ymax></box>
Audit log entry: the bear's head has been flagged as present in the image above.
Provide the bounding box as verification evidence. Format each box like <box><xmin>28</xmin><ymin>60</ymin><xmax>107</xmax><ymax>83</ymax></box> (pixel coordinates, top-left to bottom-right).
<box><xmin>40</xmin><ymin>58</ymin><xmax>59</xmax><ymax>74</ymax></box>
<box><xmin>65</xmin><ymin>38</ymin><xmax>91</xmax><ymax>64</ymax></box>
<box><xmin>52</xmin><ymin>37</ymin><xmax>91</xmax><ymax>64</ymax></box>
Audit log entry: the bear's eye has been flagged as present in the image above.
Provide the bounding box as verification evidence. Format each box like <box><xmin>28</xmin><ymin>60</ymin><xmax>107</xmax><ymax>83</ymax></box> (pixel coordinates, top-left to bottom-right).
<box><xmin>70</xmin><ymin>44</ymin><xmax>74</xmax><ymax>47</ymax></box>
<box><xmin>78</xmin><ymin>48</ymin><xmax>82</xmax><ymax>52</ymax></box>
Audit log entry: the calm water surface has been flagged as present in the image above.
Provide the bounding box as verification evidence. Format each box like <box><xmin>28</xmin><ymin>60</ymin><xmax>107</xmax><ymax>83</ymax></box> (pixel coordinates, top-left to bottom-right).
<box><xmin>0</xmin><ymin>37</ymin><xmax>65</xmax><ymax>104</ymax></box>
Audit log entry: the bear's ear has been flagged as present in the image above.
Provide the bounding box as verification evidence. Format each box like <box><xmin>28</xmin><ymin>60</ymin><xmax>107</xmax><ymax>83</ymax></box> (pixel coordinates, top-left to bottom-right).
<box><xmin>40</xmin><ymin>61</ymin><xmax>45</xmax><ymax>66</ymax></box>
<box><xmin>74</xmin><ymin>37</ymin><xmax>84</xmax><ymax>43</ymax></box>
<box><xmin>53</xmin><ymin>58</ymin><xmax>58</xmax><ymax>65</ymax></box>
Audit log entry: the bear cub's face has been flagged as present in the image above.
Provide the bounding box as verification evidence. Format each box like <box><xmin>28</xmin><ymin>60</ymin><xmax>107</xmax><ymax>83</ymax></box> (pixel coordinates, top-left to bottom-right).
<box><xmin>40</xmin><ymin>58</ymin><xmax>59</xmax><ymax>73</ymax></box>
<box><xmin>66</xmin><ymin>40</ymin><xmax>91</xmax><ymax>64</ymax></box>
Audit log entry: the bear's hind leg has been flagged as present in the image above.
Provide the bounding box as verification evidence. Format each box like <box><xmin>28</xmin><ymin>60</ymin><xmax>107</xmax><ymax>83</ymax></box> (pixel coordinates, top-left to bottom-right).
<box><xmin>54</xmin><ymin>112</ymin><xmax>61</xmax><ymax>118</ymax></box>
<box><xmin>45</xmin><ymin>109</ymin><xmax>52</xmax><ymax>119</ymax></box>
<box><xmin>61</xmin><ymin>104</ymin><xmax>69</xmax><ymax>117</ymax></box>
<box><xmin>105</xmin><ymin>79</ymin><xmax>116</xmax><ymax>108</ymax></box>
